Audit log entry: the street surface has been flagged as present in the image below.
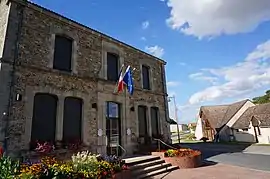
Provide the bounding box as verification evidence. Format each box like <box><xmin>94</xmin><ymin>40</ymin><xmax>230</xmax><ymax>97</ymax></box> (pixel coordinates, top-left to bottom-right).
<box><xmin>153</xmin><ymin>163</ymin><xmax>270</xmax><ymax>179</ymax></box>
<box><xmin>180</xmin><ymin>142</ymin><xmax>270</xmax><ymax>172</ymax></box>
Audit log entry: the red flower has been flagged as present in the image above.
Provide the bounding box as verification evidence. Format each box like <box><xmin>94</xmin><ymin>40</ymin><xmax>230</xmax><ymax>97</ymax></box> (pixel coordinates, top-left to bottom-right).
<box><xmin>103</xmin><ymin>171</ymin><xmax>108</xmax><ymax>176</ymax></box>
<box><xmin>0</xmin><ymin>146</ymin><xmax>4</xmax><ymax>157</ymax></box>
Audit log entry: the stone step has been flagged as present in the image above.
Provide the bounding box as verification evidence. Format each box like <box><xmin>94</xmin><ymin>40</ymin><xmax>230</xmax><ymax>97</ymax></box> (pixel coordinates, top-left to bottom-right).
<box><xmin>124</xmin><ymin>155</ymin><xmax>160</xmax><ymax>166</ymax></box>
<box><xmin>132</xmin><ymin>162</ymin><xmax>172</xmax><ymax>176</ymax></box>
<box><xmin>137</xmin><ymin>165</ymin><xmax>179</xmax><ymax>179</ymax></box>
<box><xmin>129</xmin><ymin>159</ymin><xmax>165</xmax><ymax>171</ymax></box>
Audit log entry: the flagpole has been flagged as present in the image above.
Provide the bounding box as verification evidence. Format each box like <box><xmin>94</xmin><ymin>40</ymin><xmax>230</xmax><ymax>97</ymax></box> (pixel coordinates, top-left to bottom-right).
<box><xmin>123</xmin><ymin>84</ymin><xmax>127</xmax><ymax>156</ymax></box>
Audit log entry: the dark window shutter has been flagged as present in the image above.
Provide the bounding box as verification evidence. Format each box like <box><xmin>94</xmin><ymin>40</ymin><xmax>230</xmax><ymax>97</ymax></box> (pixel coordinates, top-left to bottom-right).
<box><xmin>107</xmin><ymin>53</ymin><xmax>119</xmax><ymax>81</ymax></box>
<box><xmin>151</xmin><ymin>107</ymin><xmax>160</xmax><ymax>137</ymax></box>
<box><xmin>53</xmin><ymin>35</ymin><xmax>72</xmax><ymax>72</ymax></box>
<box><xmin>63</xmin><ymin>97</ymin><xmax>83</xmax><ymax>142</ymax></box>
<box><xmin>138</xmin><ymin>105</ymin><xmax>147</xmax><ymax>137</ymax></box>
<box><xmin>31</xmin><ymin>93</ymin><xmax>58</xmax><ymax>143</ymax></box>
<box><xmin>142</xmin><ymin>65</ymin><xmax>150</xmax><ymax>89</ymax></box>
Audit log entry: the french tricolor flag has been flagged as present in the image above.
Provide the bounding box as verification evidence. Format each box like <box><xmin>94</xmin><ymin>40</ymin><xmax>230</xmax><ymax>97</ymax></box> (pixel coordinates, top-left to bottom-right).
<box><xmin>115</xmin><ymin>64</ymin><xmax>125</xmax><ymax>93</ymax></box>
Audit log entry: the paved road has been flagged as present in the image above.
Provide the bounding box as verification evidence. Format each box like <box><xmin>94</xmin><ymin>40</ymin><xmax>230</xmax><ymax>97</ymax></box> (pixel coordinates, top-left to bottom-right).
<box><xmin>206</xmin><ymin>152</ymin><xmax>270</xmax><ymax>172</ymax></box>
<box><xmin>180</xmin><ymin>143</ymin><xmax>270</xmax><ymax>172</ymax></box>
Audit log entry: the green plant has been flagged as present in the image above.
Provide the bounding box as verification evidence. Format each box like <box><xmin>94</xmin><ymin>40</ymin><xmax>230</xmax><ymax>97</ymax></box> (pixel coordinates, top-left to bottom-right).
<box><xmin>71</xmin><ymin>151</ymin><xmax>100</xmax><ymax>172</ymax></box>
<box><xmin>0</xmin><ymin>156</ymin><xmax>20</xmax><ymax>179</ymax></box>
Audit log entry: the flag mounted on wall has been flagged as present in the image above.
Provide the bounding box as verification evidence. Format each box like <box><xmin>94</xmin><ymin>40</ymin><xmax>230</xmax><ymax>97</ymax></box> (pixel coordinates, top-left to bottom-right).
<box><xmin>115</xmin><ymin>65</ymin><xmax>134</xmax><ymax>95</ymax></box>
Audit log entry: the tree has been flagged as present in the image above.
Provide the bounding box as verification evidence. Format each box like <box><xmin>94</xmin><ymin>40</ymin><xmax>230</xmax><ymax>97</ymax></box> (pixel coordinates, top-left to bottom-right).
<box><xmin>252</xmin><ymin>90</ymin><xmax>270</xmax><ymax>104</ymax></box>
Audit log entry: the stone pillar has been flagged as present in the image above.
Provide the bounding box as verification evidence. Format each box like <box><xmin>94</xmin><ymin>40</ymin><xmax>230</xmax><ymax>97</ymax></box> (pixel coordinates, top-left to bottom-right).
<box><xmin>55</xmin><ymin>96</ymin><xmax>64</xmax><ymax>142</ymax></box>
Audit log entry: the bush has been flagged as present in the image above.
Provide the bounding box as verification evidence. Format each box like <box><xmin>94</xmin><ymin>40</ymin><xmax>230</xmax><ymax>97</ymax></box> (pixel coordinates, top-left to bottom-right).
<box><xmin>0</xmin><ymin>150</ymin><xmax>129</xmax><ymax>179</ymax></box>
<box><xmin>164</xmin><ymin>148</ymin><xmax>201</xmax><ymax>158</ymax></box>
<box><xmin>0</xmin><ymin>156</ymin><xmax>20</xmax><ymax>179</ymax></box>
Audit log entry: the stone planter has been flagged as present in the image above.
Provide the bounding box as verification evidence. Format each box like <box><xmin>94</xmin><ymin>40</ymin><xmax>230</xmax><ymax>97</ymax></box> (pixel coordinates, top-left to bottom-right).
<box><xmin>164</xmin><ymin>154</ymin><xmax>202</xmax><ymax>168</ymax></box>
<box><xmin>113</xmin><ymin>170</ymin><xmax>131</xmax><ymax>179</ymax></box>
<box><xmin>151</xmin><ymin>151</ymin><xmax>165</xmax><ymax>159</ymax></box>
<box><xmin>151</xmin><ymin>151</ymin><xmax>202</xmax><ymax>168</ymax></box>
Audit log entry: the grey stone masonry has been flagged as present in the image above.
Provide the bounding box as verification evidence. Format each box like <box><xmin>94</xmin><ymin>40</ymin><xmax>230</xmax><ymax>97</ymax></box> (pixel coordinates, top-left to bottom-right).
<box><xmin>0</xmin><ymin>0</ymin><xmax>171</xmax><ymax>156</ymax></box>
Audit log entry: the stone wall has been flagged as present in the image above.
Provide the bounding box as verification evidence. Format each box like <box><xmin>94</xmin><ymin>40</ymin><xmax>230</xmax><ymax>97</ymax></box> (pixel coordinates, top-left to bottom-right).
<box><xmin>0</xmin><ymin>1</ymin><xmax>23</xmax><ymax>147</ymax></box>
<box><xmin>4</xmin><ymin>0</ymin><xmax>170</xmax><ymax>155</ymax></box>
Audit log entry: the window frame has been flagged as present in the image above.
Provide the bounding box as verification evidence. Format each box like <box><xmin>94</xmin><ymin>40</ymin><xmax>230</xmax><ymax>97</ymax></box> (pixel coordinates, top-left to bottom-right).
<box><xmin>53</xmin><ymin>34</ymin><xmax>74</xmax><ymax>72</ymax></box>
<box><xmin>62</xmin><ymin>97</ymin><xmax>83</xmax><ymax>143</ymax></box>
<box><xmin>141</xmin><ymin>64</ymin><xmax>151</xmax><ymax>90</ymax></box>
<box><xmin>106</xmin><ymin>52</ymin><xmax>119</xmax><ymax>82</ymax></box>
<box><xmin>30</xmin><ymin>93</ymin><xmax>58</xmax><ymax>149</ymax></box>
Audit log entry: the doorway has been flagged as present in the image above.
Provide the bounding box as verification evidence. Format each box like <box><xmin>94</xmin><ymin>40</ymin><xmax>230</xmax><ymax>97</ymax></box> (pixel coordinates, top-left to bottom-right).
<box><xmin>106</xmin><ymin>101</ymin><xmax>122</xmax><ymax>156</ymax></box>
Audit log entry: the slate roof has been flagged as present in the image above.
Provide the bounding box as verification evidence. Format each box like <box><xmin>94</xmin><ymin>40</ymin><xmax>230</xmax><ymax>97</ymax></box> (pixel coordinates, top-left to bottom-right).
<box><xmin>233</xmin><ymin>102</ymin><xmax>270</xmax><ymax>129</ymax></box>
<box><xmin>200</xmin><ymin>99</ymin><xmax>249</xmax><ymax>129</ymax></box>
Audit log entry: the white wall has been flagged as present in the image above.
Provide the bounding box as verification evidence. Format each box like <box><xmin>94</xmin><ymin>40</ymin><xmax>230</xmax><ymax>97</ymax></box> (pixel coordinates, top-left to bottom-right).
<box><xmin>233</xmin><ymin>129</ymin><xmax>256</xmax><ymax>143</ymax></box>
<box><xmin>170</xmin><ymin>124</ymin><xmax>188</xmax><ymax>133</ymax></box>
<box><xmin>195</xmin><ymin>117</ymin><xmax>203</xmax><ymax>140</ymax></box>
<box><xmin>234</xmin><ymin>123</ymin><xmax>270</xmax><ymax>144</ymax></box>
<box><xmin>257</xmin><ymin>128</ymin><xmax>270</xmax><ymax>144</ymax></box>
<box><xmin>219</xmin><ymin>100</ymin><xmax>255</xmax><ymax>141</ymax></box>
<box><xmin>226</xmin><ymin>101</ymin><xmax>255</xmax><ymax>128</ymax></box>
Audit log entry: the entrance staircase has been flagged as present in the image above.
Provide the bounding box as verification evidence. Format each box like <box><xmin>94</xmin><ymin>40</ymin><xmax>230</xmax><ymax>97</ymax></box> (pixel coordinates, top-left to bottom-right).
<box><xmin>123</xmin><ymin>155</ymin><xmax>179</xmax><ymax>179</ymax></box>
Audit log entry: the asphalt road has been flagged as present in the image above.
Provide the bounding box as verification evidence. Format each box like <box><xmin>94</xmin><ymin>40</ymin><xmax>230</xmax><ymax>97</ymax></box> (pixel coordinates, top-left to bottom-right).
<box><xmin>181</xmin><ymin>143</ymin><xmax>270</xmax><ymax>172</ymax></box>
<box><xmin>205</xmin><ymin>151</ymin><xmax>270</xmax><ymax>172</ymax></box>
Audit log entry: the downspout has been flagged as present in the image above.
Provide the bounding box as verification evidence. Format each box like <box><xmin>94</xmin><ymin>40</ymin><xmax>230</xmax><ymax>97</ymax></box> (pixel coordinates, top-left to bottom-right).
<box><xmin>3</xmin><ymin>1</ymin><xmax>25</xmax><ymax>153</ymax></box>
<box><xmin>160</xmin><ymin>63</ymin><xmax>170</xmax><ymax>123</ymax></box>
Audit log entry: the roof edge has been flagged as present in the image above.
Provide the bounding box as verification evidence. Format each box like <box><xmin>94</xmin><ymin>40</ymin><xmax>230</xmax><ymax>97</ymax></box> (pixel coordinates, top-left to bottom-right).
<box><xmin>11</xmin><ymin>0</ymin><xmax>167</xmax><ymax>65</ymax></box>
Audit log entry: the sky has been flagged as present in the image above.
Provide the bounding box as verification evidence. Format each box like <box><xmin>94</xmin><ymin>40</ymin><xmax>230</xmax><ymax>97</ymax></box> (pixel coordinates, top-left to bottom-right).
<box><xmin>31</xmin><ymin>0</ymin><xmax>270</xmax><ymax>124</ymax></box>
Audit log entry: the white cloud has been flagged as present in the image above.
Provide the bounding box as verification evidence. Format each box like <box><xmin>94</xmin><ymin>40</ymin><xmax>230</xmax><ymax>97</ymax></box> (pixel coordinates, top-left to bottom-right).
<box><xmin>166</xmin><ymin>0</ymin><xmax>270</xmax><ymax>39</ymax></box>
<box><xmin>145</xmin><ymin>45</ymin><xmax>165</xmax><ymax>58</ymax></box>
<box><xmin>140</xmin><ymin>37</ymin><xmax>146</xmax><ymax>41</ymax></box>
<box><xmin>142</xmin><ymin>21</ymin><xmax>150</xmax><ymax>29</ymax></box>
<box><xmin>189</xmin><ymin>40</ymin><xmax>270</xmax><ymax>104</ymax></box>
<box><xmin>167</xmin><ymin>81</ymin><xmax>180</xmax><ymax>87</ymax></box>
<box><xmin>179</xmin><ymin>62</ymin><xmax>186</xmax><ymax>66</ymax></box>
<box><xmin>189</xmin><ymin>72</ymin><xmax>218</xmax><ymax>84</ymax></box>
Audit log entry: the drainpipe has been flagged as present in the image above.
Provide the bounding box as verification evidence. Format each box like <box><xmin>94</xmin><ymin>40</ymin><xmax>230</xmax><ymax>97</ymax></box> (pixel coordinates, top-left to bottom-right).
<box><xmin>3</xmin><ymin>1</ymin><xmax>25</xmax><ymax>154</ymax></box>
<box><xmin>160</xmin><ymin>63</ymin><xmax>170</xmax><ymax>124</ymax></box>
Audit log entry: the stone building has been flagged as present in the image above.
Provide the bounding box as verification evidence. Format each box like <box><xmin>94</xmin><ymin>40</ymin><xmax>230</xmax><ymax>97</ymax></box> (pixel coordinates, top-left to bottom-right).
<box><xmin>0</xmin><ymin>0</ymin><xmax>170</xmax><ymax>156</ymax></box>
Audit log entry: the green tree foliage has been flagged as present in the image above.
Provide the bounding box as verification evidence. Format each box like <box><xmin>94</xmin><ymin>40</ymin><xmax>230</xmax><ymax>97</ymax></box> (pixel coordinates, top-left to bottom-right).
<box><xmin>252</xmin><ymin>90</ymin><xmax>270</xmax><ymax>104</ymax></box>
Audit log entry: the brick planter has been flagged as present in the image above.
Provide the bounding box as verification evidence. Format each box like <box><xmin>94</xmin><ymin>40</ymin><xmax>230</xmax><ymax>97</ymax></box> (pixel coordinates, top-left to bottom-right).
<box><xmin>113</xmin><ymin>170</ymin><xmax>131</xmax><ymax>179</ymax></box>
<box><xmin>151</xmin><ymin>151</ymin><xmax>202</xmax><ymax>168</ymax></box>
<box><xmin>151</xmin><ymin>151</ymin><xmax>165</xmax><ymax>158</ymax></box>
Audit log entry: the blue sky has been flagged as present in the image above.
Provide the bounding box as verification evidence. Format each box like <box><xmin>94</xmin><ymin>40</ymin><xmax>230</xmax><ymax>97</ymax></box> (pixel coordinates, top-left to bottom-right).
<box><xmin>31</xmin><ymin>0</ymin><xmax>270</xmax><ymax>124</ymax></box>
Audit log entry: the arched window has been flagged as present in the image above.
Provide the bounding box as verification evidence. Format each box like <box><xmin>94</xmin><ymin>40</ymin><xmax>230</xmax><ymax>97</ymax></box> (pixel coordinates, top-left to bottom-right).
<box><xmin>31</xmin><ymin>93</ymin><xmax>58</xmax><ymax>146</ymax></box>
<box><xmin>63</xmin><ymin>97</ymin><xmax>83</xmax><ymax>143</ymax></box>
<box><xmin>107</xmin><ymin>53</ymin><xmax>119</xmax><ymax>81</ymax></box>
<box><xmin>53</xmin><ymin>35</ymin><xmax>73</xmax><ymax>72</ymax></box>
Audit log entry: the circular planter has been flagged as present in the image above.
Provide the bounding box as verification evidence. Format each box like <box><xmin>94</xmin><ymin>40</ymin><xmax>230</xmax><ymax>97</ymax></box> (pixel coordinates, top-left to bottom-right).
<box><xmin>112</xmin><ymin>170</ymin><xmax>131</xmax><ymax>179</ymax></box>
<box><xmin>164</xmin><ymin>154</ymin><xmax>202</xmax><ymax>168</ymax></box>
<box><xmin>151</xmin><ymin>150</ymin><xmax>202</xmax><ymax>169</ymax></box>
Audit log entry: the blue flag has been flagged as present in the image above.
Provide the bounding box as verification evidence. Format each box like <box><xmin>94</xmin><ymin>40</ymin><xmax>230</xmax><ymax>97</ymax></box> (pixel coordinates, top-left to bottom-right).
<box><xmin>123</xmin><ymin>65</ymin><xmax>134</xmax><ymax>95</ymax></box>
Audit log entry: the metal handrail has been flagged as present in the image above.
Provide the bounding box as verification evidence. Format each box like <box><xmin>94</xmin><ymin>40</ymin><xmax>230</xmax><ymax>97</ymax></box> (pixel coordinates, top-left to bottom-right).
<box><xmin>152</xmin><ymin>138</ymin><xmax>178</xmax><ymax>151</ymax></box>
<box><xmin>117</xmin><ymin>144</ymin><xmax>127</xmax><ymax>159</ymax></box>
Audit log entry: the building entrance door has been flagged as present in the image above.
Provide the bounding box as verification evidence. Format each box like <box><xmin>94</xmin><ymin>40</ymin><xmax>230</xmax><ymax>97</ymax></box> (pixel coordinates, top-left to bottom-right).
<box><xmin>106</xmin><ymin>102</ymin><xmax>122</xmax><ymax>156</ymax></box>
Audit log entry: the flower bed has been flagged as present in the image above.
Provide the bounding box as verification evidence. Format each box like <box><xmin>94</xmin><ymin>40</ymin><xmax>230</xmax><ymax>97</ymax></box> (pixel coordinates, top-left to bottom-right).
<box><xmin>152</xmin><ymin>148</ymin><xmax>202</xmax><ymax>168</ymax></box>
<box><xmin>0</xmin><ymin>148</ymin><xmax>129</xmax><ymax>179</ymax></box>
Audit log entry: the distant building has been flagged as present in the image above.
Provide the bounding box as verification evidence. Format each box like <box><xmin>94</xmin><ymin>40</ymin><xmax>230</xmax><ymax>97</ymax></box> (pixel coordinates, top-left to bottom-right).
<box><xmin>170</xmin><ymin>123</ymin><xmax>188</xmax><ymax>133</ymax></box>
<box><xmin>195</xmin><ymin>99</ymin><xmax>270</xmax><ymax>144</ymax></box>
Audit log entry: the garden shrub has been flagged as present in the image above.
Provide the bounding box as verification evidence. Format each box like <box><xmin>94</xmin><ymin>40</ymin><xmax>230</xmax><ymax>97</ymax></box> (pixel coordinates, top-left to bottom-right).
<box><xmin>0</xmin><ymin>150</ymin><xmax>128</xmax><ymax>179</ymax></box>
